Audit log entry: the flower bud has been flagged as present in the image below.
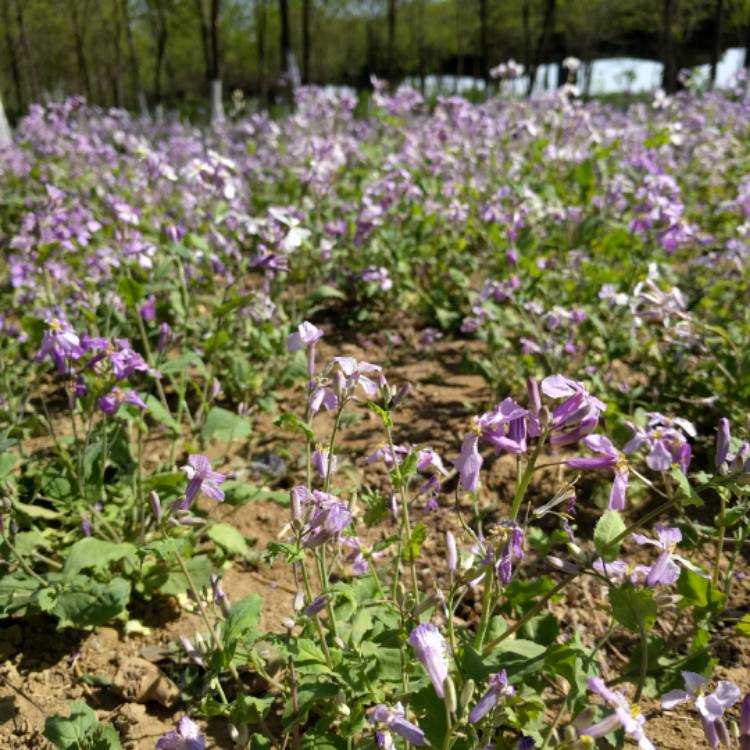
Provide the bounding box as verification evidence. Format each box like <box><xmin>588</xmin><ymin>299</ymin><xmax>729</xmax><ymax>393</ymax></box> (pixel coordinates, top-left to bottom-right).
<box><xmin>741</xmin><ymin>692</ymin><xmax>750</xmax><ymax>736</ymax></box>
<box><xmin>527</xmin><ymin>377</ymin><xmax>542</xmax><ymax>414</ymax></box>
<box><xmin>281</xmin><ymin>617</ymin><xmax>296</xmax><ymax>630</ymax></box>
<box><xmin>564</xmin><ymin>725</ymin><xmax>578</xmax><ymax>743</ymax></box>
<box><xmin>331</xmin><ymin>369</ymin><xmax>347</xmax><ymax>398</ymax></box>
<box><xmin>446</xmin><ymin>531</ymin><xmax>458</xmax><ymax>573</ymax></box>
<box><xmin>460</xmin><ymin>679</ymin><xmax>475</xmax><ymax>712</ymax></box>
<box><xmin>391</xmin><ymin>383</ymin><xmax>412</xmax><ymax>408</ymax></box>
<box><xmin>443</xmin><ymin>676</ymin><xmax>457</xmax><ymax>714</ymax></box>
<box><xmin>149</xmin><ymin>491</ymin><xmax>162</xmax><ymax>522</ymax></box>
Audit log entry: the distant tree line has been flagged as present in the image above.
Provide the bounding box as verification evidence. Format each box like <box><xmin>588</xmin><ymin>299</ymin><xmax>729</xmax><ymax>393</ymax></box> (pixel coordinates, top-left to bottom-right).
<box><xmin>0</xmin><ymin>0</ymin><xmax>748</xmax><ymax>118</ymax></box>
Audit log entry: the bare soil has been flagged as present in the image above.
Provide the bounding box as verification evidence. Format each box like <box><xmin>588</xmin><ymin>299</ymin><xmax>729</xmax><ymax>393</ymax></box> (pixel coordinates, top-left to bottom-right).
<box><xmin>1</xmin><ymin>331</ymin><xmax>748</xmax><ymax>749</ymax></box>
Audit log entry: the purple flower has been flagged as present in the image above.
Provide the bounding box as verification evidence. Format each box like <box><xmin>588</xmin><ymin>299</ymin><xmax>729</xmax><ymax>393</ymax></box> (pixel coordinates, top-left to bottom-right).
<box><xmin>662</xmin><ymin>672</ymin><xmax>740</xmax><ymax>749</ymax></box>
<box><xmin>369</xmin><ymin>703</ymin><xmax>427</xmax><ymax>746</ymax></box>
<box><xmin>181</xmin><ymin>455</ymin><xmax>226</xmax><ymax>504</ymax></box>
<box><xmin>716</xmin><ymin>418</ymin><xmax>731</xmax><ymax>467</ymax></box>
<box><xmin>568</xmin><ymin>434</ymin><xmax>629</xmax><ymax>510</ymax></box>
<box><xmin>455</xmin><ymin>431</ymin><xmax>483</xmax><ymax>493</ymax></box>
<box><xmin>741</xmin><ymin>693</ymin><xmax>750</xmax><ymax>750</ymax></box>
<box><xmin>156</xmin><ymin>716</ymin><xmax>206</xmax><ymax>750</ymax></box>
<box><xmin>714</xmin><ymin>418</ymin><xmax>750</xmax><ymax>477</ymax></box>
<box><xmin>416</xmin><ymin>448</ymin><xmax>449</xmax><ymax>476</ymax></box>
<box><xmin>303</xmin><ymin>594</ymin><xmax>328</xmax><ymax>617</ymax></box>
<box><xmin>36</xmin><ymin>317</ymin><xmax>80</xmax><ymax>373</ymax></box>
<box><xmin>288</xmin><ymin>321</ymin><xmax>324</xmax><ymax>375</ymax></box>
<box><xmin>496</xmin><ymin>522</ymin><xmax>525</xmax><ymax>585</ymax></box>
<box><xmin>408</xmin><ymin>623</ymin><xmax>449</xmax><ymax>698</ymax></box>
<box><xmin>631</xmin><ymin>525</ymin><xmax>709</xmax><ymax>586</ymax></box>
<box><xmin>302</xmin><ymin>492</ymin><xmax>352</xmax><ymax>547</ymax></box>
<box><xmin>361</xmin><ymin>265</ymin><xmax>393</xmax><ymax>291</ymax></box>
<box><xmin>478</xmin><ymin>398</ymin><xmax>529</xmax><ymax>455</ymax></box>
<box><xmin>581</xmin><ymin>677</ymin><xmax>654</xmax><ymax>750</ymax></box>
<box><xmin>541</xmin><ymin>375</ymin><xmax>606</xmax><ymax>446</ymax></box>
<box><xmin>327</xmin><ymin>357</ymin><xmax>382</xmax><ymax>399</ymax></box>
<box><xmin>624</xmin><ymin>413</ymin><xmax>694</xmax><ymax>472</ymax></box>
<box><xmin>140</xmin><ymin>294</ymin><xmax>156</xmax><ymax>322</ymax></box>
<box><xmin>312</xmin><ymin>445</ymin><xmax>336</xmax><ymax>479</ymax></box>
<box><xmin>469</xmin><ymin>669</ymin><xmax>515</xmax><ymax>723</ymax></box>
<box><xmin>98</xmin><ymin>387</ymin><xmax>146</xmax><ymax>415</ymax></box>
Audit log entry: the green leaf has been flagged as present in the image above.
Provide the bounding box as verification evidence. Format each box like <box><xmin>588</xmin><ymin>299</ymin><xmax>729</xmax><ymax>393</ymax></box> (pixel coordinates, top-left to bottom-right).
<box><xmin>51</xmin><ymin>577</ymin><xmax>131</xmax><ymax>629</ymax></box>
<box><xmin>610</xmin><ymin>584</ymin><xmax>657</xmax><ymax>632</ymax></box>
<box><xmin>12</xmin><ymin>498</ymin><xmax>59</xmax><ymax>520</ymax></box>
<box><xmin>145</xmin><ymin>395</ymin><xmax>180</xmax><ymax>433</ymax></box>
<box><xmin>736</xmin><ymin>614</ymin><xmax>750</xmax><ymax>637</ymax></box>
<box><xmin>676</xmin><ymin>567</ymin><xmax>724</xmax><ymax>612</ymax></box>
<box><xmin>594</xmin><ymin>510</ymin><xmax>626</xmax><ymax>561</ymax></box>
<box><xmin>160</xmin><ymin>351</ymin><xmax>207</xmax><ymax>376</ymax></box>
<box><xmin>671</xmin><ymin>467</ymin><xmax>703</xmax><ymax>507</ymax></box>
<box><xmin>159</xmin><ymin>555</ymin><xmax>215</xmax><ymax>596</ymax></box>
<box><xmin>202</xmin><ymin>407</ymin><xmax>252</xmax><ymax>443</ymax></box>
<box><xmin>310</xmin><ymin>284</ymin><xmax>345</xmax><ymax>301</ymax></box>
<box><xmin>274</xmin><ymin>412</ymin><xmax>315</xmax><ymax>440</ymax></box>
<box><xmin>62</xmin><ymin>539</ymin><xmax>136</xmax><ymax>578</ymax></box>
<box><xmin>223</xmin><ymin>594</ymin><xmax>263</xmax><ymax>646</ymax></box>
<box><xmin>44</xmin><ymin>700</ymin><xmax>99</xmax><ymax>749</ymax></box>
<box><xmin>0</xmin><ymin>452</ymin><xmax>16</xmax><ymax>479</ymax></box>
<box><xmin>402</xmin><ymin>523</ymin><xmax>427</xmax><ymax>563</ymax></box>
<box><xmin>207</xmin><ymin>523</ymin><xmax>248</xmax><ymax>555</ymax></box>
<box><xmin>117</xmin><ymin>276</ymin><xmax>144</xmax><ymax>308</ymax></box>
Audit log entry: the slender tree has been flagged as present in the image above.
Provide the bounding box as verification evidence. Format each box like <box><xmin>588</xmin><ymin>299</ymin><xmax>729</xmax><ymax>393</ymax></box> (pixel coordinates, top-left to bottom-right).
<box><xmin>527</xmin><ymin>0</ymin><xmax>556</xmax><ymax>95</ymax></box>
<box><xmin>110</xmin><ymin>0</ymin><xmax>124</xmax><ymax>107</ymax></box>
<box><xmin>479</xmin><ymin>0</ymin><xmax>488</xmax><ymax>84</ymax></box>
<box><xmin>70</xmin><ymin>0</ymin><xmax>94</xmax><ymax>99</ymax></box>
<box><xmin>387</xmin><ymin>0</ymin><xmax>397</xmax><ymax>86</ymax></box>
<box><xmin>256</xmin><ymin>0</ymin><xmax>268</xmax><ymax>106</ymax></box>
<box><xmin>661</xmin><ymin>0</ymin><xmax>677</xmax><ymax>92</ymax></box>
<box><xmin>147</xmin><ymin>0</ymin><xmax>169</xmax><ymax>104</ymax></box>
<box><xmin>709</xmin><ymin>0</ymin><xmax>724</xmax><ymax>88</ymax></box>
<box><xmin>1</xmin><ymin>0</ymin><xmax>23</xmax><ymax>111</ymax></box>
<box><xmin>122</xmin><ymin>0</ymin><xmax>148</xmax><ymax>114</ymax></box>
<box><xmin>14</xmin><ymin>0</ymin><xmax>39</xmax><ymax>102</ymax></box>
<box><xmin>302</xmin><ymin>0</ymin><xmax>312</xmax><ymax>85</ymax></box>
<box><xmin>279</xmin><ymin>0</ymin><xmax>293</xmax><ymax>101</ymax></box>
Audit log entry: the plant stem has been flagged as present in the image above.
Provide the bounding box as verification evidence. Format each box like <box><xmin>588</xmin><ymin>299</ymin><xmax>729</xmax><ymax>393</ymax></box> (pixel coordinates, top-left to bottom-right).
<box><xmin>713</xmin><ymin>493</ymin><xmax>726</xmax><ymax>587</ymax></box>
<box><xmin>473</xmin><ymin>563</ymin><xmax>494</xmax><ymax>651</ymax></box>
<box><xmin>482</xmin><ymin>575</ymin><xmax>574</xmax><ymax>655</ymax></box>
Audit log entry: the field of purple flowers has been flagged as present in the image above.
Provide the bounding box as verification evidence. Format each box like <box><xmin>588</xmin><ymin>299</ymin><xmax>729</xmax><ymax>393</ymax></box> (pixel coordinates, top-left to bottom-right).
<box><xmin>1</xmin><ymin>83</ymin><xmax>750</xmax><ymax>750</ymax></box>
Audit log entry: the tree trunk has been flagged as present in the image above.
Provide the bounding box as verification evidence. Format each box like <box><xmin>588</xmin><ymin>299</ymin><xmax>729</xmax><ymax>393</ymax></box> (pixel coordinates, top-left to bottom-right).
<box><xmin>661</xmin><ymin>0</ymin><xmax>676</xmax><ymax>93</ymax></box>
<box><xmin>194</xmin><ymin>0</ymin><xmax>212</xmax><ymax>84</ymax></box>
<box><xmin>209</xmin><ymin>0</ymin><xmax>223</xmax><ymax>122</ymax></box>
<box><xmin>2</xmin><ymin>0</ymin><xmax>23</xmax><ymax>111</ymax></box>
<box><xmin>70</xmin><ymin>0</ymin><xmax>93</xmax><ymax>100</ymax></box>
<box><xmin>279</xmin><ymin>0</ymin><xmax>293</xmax><ymax>102</ymax></box>
<box><xmin>709</xmin><ymin>0</ymin><xmax>724</xmax><ymax>89</ymax></box>
<box><xmin>14</xmin><ymin>0</ymin><xmax>39</xmax><ymax>102</ymax></box>
<box><xmin>479</xmin><ymin>0</ymin><xmax>488</xmax><ymax>86</ymax></box>
<box><xmin>456</xmin><ymin>0</ymin><xmax>464</xmax><ymax>85</ymax></box>
<box><xmin>302</xmin><ymin>0</ymin><xmax>311</xmax><ymax>85</ymax></box>
<box><xmin>256</xmin><ymin>0</ymin><xmax>267</xmax><ymax>106</ymax></box>
<box><xmin>122</xmin><ymin>0</ymin><xmax>145</xmax><ymax>113</ymax></box>
<box><xmin>148</xmin><ymin>0</ymin><xmax>169</xmax><ymax>104</ymax></box>
<box><xmin>0</xmin><ymin>93</ymin><xmax>12</xmax><ymax>146</ymax></box>
<box><xmin>417</xmin><ymin>0</ymin><xmax>426</xmax><ymax>95</ymax></box>
<box><xmin>387</xmin><ymin>0</ymin><xmax>397</xmax><ymax>87</ymax></box>
<box><xmin>111</xmin><ymin>0</ymin><xmax>124</xmax><ymax>107</ymax></box>
<box><xmin>522</xmin><ymin>0</ymin><xmax>531</xmax><ymax>87</ymax></box>
<box><xmin>527</xmin><ymin>0</ymin><xmax>555</xmax><ymax>96</ymax></box>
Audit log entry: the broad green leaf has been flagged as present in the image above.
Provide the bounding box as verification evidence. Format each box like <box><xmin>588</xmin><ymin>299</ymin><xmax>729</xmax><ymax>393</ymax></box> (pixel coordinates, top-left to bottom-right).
<box><xmin>676</xmin><ymin>568</ymin><xmax>724</xmax><ymax>612</ymax></box>
<box><xmin>202</xmin><ymin>407</ymin><xmax>252</xmax><ymax>443</ymax></box>
<box><xmin>207</xmin><ymin>522</ymin><xmax>248</xmax><ymax>555</ymax></box>
<box><xmin>594</xmin><ymin>510</ymin><xmax>626</xmax><ymax>561</ymax></box>
<box><xmin>223</xmin><ymin>594</ymin><xmax>263</xmax><ymax>646</ymax></box>
<box><xmin>52</xmin><ymin>577</ymin><xmax>131</xmax><ymax>629</ymax></box>
<box><xmin>610</xmin><ymin>584</ymin><xmax>656</xmax><ymax>632</ymax></box>
<box><xmin>145</xmin><ymin>395</ymin><xmax>180</xmax><ymax>433</ymax></box>
<box><xmin>402</xmin><ymin>523</ymin><xmax>427</xmax><ymax>563</ymax></box>
<box><xmin>63</xmin><ymin>539</ymin><xmax>136</xmax><ymax>578</ymax></box>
